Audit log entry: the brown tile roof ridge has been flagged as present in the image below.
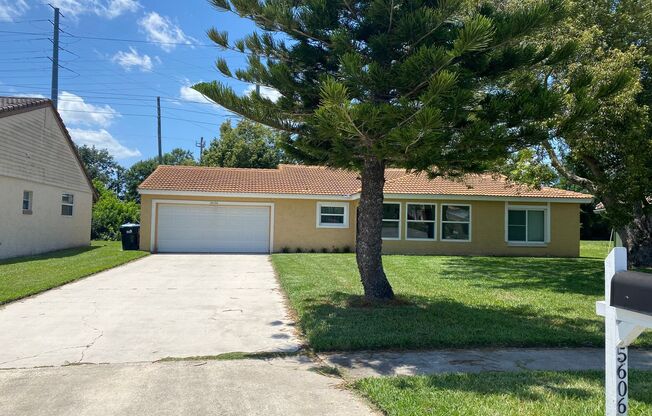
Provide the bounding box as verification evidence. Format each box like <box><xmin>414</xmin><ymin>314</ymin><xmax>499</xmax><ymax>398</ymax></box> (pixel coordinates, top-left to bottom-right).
<box><xmin>0</xmin><ymin>96</ymin><xmax>51</xmax><ymax>115</ymax></box>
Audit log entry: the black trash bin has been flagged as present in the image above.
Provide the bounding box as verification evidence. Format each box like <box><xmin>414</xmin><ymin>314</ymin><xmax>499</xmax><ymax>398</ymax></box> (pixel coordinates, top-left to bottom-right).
<box><xmin>120</xmin><ymin>223</ymin><xmax>140</xmax><ymax>251</ymax></box>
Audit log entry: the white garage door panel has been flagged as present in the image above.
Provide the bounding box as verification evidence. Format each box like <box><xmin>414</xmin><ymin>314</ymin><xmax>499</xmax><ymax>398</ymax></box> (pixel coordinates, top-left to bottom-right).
<box><xmin>156</xmin><ymin>204</ymin><xmax>270</xmax><ymax>253</ymax></box>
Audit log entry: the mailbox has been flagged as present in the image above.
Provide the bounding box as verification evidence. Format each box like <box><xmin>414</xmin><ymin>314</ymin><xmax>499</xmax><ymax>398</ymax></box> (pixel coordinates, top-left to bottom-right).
<box><xmin>610</xmin><ymin>270</ymin><xmax>652</xmax><ymax>315</ymax></box>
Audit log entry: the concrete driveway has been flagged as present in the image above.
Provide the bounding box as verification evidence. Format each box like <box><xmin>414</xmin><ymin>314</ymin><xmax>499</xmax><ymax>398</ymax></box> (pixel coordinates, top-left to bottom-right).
<box><xmin>0</xmin><ymin>254</ymin><xmax>300</xmax><ymax>368</ymax></box>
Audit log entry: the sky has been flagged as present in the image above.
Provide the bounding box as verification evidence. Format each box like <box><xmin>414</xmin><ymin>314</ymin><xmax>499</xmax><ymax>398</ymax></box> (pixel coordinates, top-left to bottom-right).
<box><xmin>0</xmin><ymin>0</ymin><xmax>280</xmax><ymax>167</ymax></box>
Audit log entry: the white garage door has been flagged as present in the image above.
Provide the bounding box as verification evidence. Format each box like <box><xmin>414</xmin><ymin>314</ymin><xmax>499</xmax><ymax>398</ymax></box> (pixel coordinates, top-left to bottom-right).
<box><xmin>156</xmin><ymin>204</ymin><xmax>271</xmax><ymax>253</ymax></box>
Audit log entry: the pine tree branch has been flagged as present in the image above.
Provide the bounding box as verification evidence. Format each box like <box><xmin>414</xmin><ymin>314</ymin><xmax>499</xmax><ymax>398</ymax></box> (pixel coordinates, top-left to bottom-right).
<box><xmin>542</xmin><ymin>140</ymin><xmax>596</xmax><ymax>192</ymax></box>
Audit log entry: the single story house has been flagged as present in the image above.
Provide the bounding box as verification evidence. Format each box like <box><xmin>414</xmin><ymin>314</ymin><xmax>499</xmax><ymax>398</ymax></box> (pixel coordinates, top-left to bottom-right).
<box><xmin>0</xmin><ymin>97</ymin><xmax>95</xmax><ymax>260</ymax></box>
<box><xmin>138</xmin><ymin>164</ymin><xmax>592</xmax><ymax>257</ymax></box>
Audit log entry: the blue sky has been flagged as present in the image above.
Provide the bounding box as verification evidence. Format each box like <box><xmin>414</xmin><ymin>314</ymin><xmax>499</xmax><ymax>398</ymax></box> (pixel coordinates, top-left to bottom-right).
<box><xmin>0</xmin><ymin>0</ymin><xmax>278</xmax><ymax>167</ymax></box>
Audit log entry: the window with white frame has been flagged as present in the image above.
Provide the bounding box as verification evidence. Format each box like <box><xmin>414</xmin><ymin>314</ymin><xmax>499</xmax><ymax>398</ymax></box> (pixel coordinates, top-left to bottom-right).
<box><xmin>441</xmin><ymin>204</ymin><xmax>471</xmax><ymax>241</ymax></box>
<box><xmin>406</xmin><ymin>203</ymin><xmax>436</xmax><ymax>240</ymax></box>
<box><xmin>382</xmin><ymin>203</ymin><xmax>401</xmax><ymax>239</ymax></box>
<box><xmin>507</xmin><ymin>208</ymin><xmax>546</xmax><ymax>243</ymax></box>
<box><xmin>61</xmin><ymin>193</ymin><xmax>74</xmax><ymax>216</ymax></box>
<box><xmin>316</xmin><ymin>202</ymin><xmax>348</xmax><ymax>228</ymax></box>
<box><xmin>22</xmin><ymin>191</ymin><xmax>33</xmax><ymax>214</ymax></box>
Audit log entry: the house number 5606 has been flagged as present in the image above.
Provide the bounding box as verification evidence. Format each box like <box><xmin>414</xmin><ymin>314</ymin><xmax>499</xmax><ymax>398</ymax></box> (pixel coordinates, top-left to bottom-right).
<box><xmin>617</xmin><ymin>347</ymin><xmax>628</xmax><ymax>415</ymax></box>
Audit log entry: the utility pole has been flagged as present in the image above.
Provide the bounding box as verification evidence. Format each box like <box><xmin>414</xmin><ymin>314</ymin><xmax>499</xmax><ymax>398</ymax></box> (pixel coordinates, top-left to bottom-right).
<box><xmin>157</xmin><ymin>96</ymin><xmax>162</xmax><ymax>164</ymax></box>
<box><xmin>196</xmin><ymin>136</ymin><xmax>205</xmax><ymax>165</ymax></box>
<box><xmin>50</xmin><ymin>6</ymin><xmax>60</xmax><ymax>108</ymax></box>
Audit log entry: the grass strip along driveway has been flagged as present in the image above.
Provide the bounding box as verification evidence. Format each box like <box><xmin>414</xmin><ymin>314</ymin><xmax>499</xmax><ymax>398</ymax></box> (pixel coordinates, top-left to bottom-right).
<box><xmin>0</xmin><ymin>241</ymin><xmax>148</xmax><ymax>304</ymax></box>
<box><xmin>272</xmin><ymin>241</ymin><xmax>652</xmax><ymax>351</ymax></box>
<box><xmin>353</xmin><ymin>370</ymin><xmax>652</xmax><ymax>416</ymax></box>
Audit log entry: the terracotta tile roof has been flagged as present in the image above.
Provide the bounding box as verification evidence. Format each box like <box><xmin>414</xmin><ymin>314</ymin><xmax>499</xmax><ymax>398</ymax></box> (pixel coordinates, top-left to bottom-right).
<box><xmin>0</xmin><ymin>96</ymin><xmax>50</xmax><ymax>115</ymax></box>
<box><xmin>139</xmin><ymin>164</ymin><xmax>592</xmax><ymax>201</ymax></box>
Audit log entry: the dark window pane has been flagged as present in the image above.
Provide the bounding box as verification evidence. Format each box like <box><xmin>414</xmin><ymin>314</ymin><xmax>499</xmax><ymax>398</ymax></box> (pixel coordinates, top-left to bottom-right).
<box><xmin>443</xmin><ymin>205</ymin><xmax>470</xmax><ymax>222</ymax></box>
<box><xmin>320</xmin><ymin>214</ymin><xmax>344</xmax><ymax>224</ymax></box>
<box><xmin>61</xmin><ymin>205</ymin><xmax>73</xmax><ymax>216</ymax></box>
<box><xmin>321</xmin><ymin>206</ymin><xmax>345</xmax><ymax>215</ymax></box>
<box><xmin>407</xmin><ymin>222</ymin><xmax>434</xmax><ymax>239</ymax></box>
<box><xmin>62</xmin><ymin>194</ymin><xmax>74</xmax><ymax>204</ymax></box>
<box><xmin>508</xmin><ymin>225</ymin><xmax>526</xmax><ymax>241</ymax></box>
<box><xmin>382</xmin><ymin>204</ymin><xmax>400</xmax><ymax>220</ymax></box>
<box><xmin>508</xmin><ymin>210</ymin><xmax>526</xmax><ymax>226</ymax></box>
<box><xmin>381</xmin><ymin>220</ymin><xmax>399</xmax><ymax>238</ymax></box>
<box><xmin>442</xmin><ymin>223</ymin><xmax>470</xmax><ymax>240</ymax></box>
<box><xmin>407</xmin><ymin>204</ymin><xmax>435</xmax><ymax>221</ymax></box>
<box><xmin>527</xmin><ymin>210</ymin><xmax>545</xmax><ymax>242</ymax></box>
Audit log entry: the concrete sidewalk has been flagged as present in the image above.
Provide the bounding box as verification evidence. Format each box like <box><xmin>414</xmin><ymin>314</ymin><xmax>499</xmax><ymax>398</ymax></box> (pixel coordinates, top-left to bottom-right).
<box><xmin>320</xmin><ymin>348</ymin><xmax>652</xmax><ymax>379</ymax></box>
<box><xmin>0</xmin><ymin>357</ymin><xmax>376</xmax><ymax>416</ymax></box>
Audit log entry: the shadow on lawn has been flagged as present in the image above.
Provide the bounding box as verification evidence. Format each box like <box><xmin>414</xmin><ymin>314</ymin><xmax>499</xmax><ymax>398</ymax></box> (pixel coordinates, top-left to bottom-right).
<box><xmin>435</xmin><ymin>256</ymin><xmax>603</xmax><ymax>297</ymax></box>
<box><xmin>300</xmin><ymin>293</ymin><xmax>602</xmax><ymax>351</ymax></box>
<box><xmin>0</xmin><ymin>245</ymin><xmax>101</xmax><ymax>266</ymax></box>
<box><xmin>385</xmin><ymin>371</ymin><xmax>652</xmax><ymax>405</ymax></box>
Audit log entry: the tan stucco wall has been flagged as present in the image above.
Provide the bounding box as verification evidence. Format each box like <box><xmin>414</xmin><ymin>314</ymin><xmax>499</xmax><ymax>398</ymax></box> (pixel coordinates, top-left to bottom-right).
<box><xmin>381</xmin><ymin>199</ymin><xmax>580</xmax><ymax>257</ymax></box>
<box><xmin>140</xmin><ymin>195</ymin><xmax>356</xmax><ymax>253</ymax></box>
<box><xmin>0</xmin><ymin>176</ymin><xmax>92</xmax><ymax>259</ymax></box>
<box><xmin>139</xmin><ymin>194</ymin><xmax>581</xmax><ymax>257</ymax></box>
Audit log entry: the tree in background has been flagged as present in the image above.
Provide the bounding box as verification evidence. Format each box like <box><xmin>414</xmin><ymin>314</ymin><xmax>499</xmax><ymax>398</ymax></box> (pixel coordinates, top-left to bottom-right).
<box><xmin>77</xmin><ymin>145</ymin><xmax>125</xmax><ymax>196</ymax></box>
<box><xmin>123</xmin><ymin>148</ymin><xmax>196</xmax><ymax>202</ymax></box>
<box><xmin>507</xmin><ymin>0</ymin><xmax>652</xmax><ymax>266</ymax></box>
<box><xmin>91</xmin><ymin>180</ymin><xmax>140</xmax><ymax>240</ymax></box>
<box><xmin>195</xmin><ymin>0</ymin><xmax>569</xmax><ymax>300</ymax></box>
<box><xmin>202</xmin><ymin>119</ymin><xmax>286</xmax><ymax>168</ymax></box>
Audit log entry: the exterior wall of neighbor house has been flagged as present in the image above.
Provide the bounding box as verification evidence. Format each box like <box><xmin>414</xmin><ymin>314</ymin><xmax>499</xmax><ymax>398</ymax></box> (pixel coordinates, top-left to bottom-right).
<box><xmin>139</xmin><ymin>193</ymin><xmax>582</xmax><ymax>257</ymax></box>
<box><xmin>139</xmin><ymin>194</ymin><xmax>357</xmax><ymax>252</ymax></box>
<box><xmin>0</xmin><ymin>107</ymin><xmax>93</xmax><ymax>259</ymax></box>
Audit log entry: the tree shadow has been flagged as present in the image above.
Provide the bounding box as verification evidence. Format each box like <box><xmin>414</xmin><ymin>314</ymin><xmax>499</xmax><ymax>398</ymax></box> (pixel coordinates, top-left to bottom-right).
<box><xmin>434</xmin><ymin>256</ymin><xmax>603</xmax><ymax>296</ymax></box>
<box><xmin>0</xmin><ymin>245</ymin><xmax>102</xmax><ymax>266</ymax></box>
<box><xmin>300</xmin><ymin>292</ymin><xmax>604</xmax><ymax>351</ymax></box>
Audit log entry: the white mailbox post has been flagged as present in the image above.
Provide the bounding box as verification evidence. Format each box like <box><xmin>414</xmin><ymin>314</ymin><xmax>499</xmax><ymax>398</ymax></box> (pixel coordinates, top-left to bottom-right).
<box><xmin>596</xmin><ymin>247</ymin><xmax>652</xmax><ymax>416</ymax></box>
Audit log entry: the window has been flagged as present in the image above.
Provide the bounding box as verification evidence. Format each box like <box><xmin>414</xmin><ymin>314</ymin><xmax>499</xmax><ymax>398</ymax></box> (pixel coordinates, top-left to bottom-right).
<box><xmin>382</xmin><ymin>203</ymin><xmax>401</xmax><ymax>239</ymax></box>
<box><xmin>507</xmin><ymin>208</ymin><xmax>546</xmax><ymax>244</ymax></box>
<box><xmin>22</xmin><ymin>191</ymin><xmax>33</xmax><ymax>214</ymax></box>
<box><xmin>61</xmin><ymin>193</ymin><xmax>74</xmax><ymax>216</ymax></box>
<box><xmin>316</xmin><ymin>202</ymin><xmax>348</xmax><ymax>228</ymax></box>
<box><xmin>406</xmin><ymin>203</ymin><xmax>436</xmax><ymax>240</ymax></box>
<box><xmin>441</xmin><ymin>205</ymin><xmax>471</xmax><ymax>241</ymax></box>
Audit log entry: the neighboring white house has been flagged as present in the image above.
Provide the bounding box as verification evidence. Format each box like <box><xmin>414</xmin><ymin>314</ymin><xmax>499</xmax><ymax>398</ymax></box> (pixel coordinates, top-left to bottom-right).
<box><xmin>0</xmin><ymin>97</ymin><xmax>96</xmax><ymax>260</ymax></box>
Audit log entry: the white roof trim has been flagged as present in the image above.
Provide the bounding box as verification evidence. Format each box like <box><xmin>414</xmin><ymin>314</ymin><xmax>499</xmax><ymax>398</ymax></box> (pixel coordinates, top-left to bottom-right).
<box><xmin>138</xmin><ymin>188</ymin><xmax>592</xmax><ymax>203</ymax></box>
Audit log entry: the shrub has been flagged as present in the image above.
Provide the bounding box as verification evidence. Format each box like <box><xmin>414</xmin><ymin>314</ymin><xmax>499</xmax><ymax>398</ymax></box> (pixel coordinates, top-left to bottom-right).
<box><xmin>332</xmin><ymin>247</ymin><xmax>341</xmax><ymax>253</ymax></box>
<box><xmin>321</xmin><ymin>248</ymin><xmax>329</xmax><ymax>253</ymax></box>
<box><xmin>342</xmin><ymin>245</ymin><xmax>352</xmax><ymax>253</ymax></box>
<box><xmin>309</xmin><ymin>248</ymin><xmax>316</xmax><ymax>253</ymax></box>
<box><xmin>281</xmin><ymin>247</ymin><xmax>290</xmax><ymax>253</ymax></box>
<box><xmin>295</xmin><ymin>247</ymin><xmax>303</xmax><ymax>253</ymax></box>
<box><xmin>91</xmin><ymin>180</ymin><xmax>139</xmax><ymax>240</ymax></box>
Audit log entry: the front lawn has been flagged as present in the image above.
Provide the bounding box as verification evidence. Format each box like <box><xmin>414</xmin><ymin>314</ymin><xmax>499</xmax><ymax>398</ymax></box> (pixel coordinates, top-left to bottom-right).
<box><xmin>354</xmin><ymin>371</ymin><xmax>652</xmax><ymax>416</ymax></box>
<box><xmin>0</xmin><ymin>241</ymin><xmax>148</xmax><ymax>304</ymax></box>
<box><xmin>271</xmin><ymin>241</ymin><xmax>652</xmax><ymax>351</ymax></box>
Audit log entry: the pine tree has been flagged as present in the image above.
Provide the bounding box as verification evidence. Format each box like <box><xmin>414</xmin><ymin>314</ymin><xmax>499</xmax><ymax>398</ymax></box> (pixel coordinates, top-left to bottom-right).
<box><xmin>195</xmin><ymin>0</ymin><xmax>570</xmax><ymax>300</ymax></box>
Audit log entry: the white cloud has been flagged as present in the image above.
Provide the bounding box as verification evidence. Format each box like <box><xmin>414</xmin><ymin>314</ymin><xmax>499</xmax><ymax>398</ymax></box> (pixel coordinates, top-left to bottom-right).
<box><xmin>138</xmin><ymin>12</ymin><xmax>195</xmax><ymax>52</ymax></box>
<box><xmin>58</xmin><ymin>91</ymin><xmax>119</xmax><ymax>128</ymax></box>
<box><xmin>68</xmin><ymin>128</ymin><xmax>141</xmax><ymax>159</ymax></box>
<box><xmin>244</xmin><ymin>84</ymin><xmax>282</xmax><ymax>102</ymax></box>
<box><xmin>112</xmin><ymin>47</ymin><xmax>155</xmax><ymax>72</ymax></box>
<box><xmin>0</xmin><ymin>0</ymin><xmax>29</xmax><ymax>21</ymax></box>
<box><xmin>47</xmin><ymin>0</ymin><xmax>140</xmax><ymax>19</ymax></box>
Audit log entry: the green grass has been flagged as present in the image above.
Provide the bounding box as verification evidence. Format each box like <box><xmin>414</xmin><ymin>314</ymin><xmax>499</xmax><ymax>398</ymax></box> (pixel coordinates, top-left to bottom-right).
<box><xmin>0</xmin><ymin>241</ymin><xmax>148</xmax><ymax>304</ymax></box>
<box><xmin>271</xmin><ymin>241</ymin><xmax>652</xmax><ymax>351</ymax></box>
<box><xmin>354</xmin><ymin>371</ymin><xmax>652</xmax><ymax>416</ymax></box>
<box><xmin>579</xmin><ymin>240</ymin><xmax>614</xmax><ymax>259</ymax></box>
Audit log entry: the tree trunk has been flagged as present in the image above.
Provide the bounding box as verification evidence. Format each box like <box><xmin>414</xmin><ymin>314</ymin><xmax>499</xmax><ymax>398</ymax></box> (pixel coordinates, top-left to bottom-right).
<box><xmin>616</xmin><ymin>206</ymin><xmax>652</xmax><ymax>268</ymax></box>
<box><xmin>356</xmin><ymin>156</ymin><xmax>395</xmax><ymax>301</ymax></box>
